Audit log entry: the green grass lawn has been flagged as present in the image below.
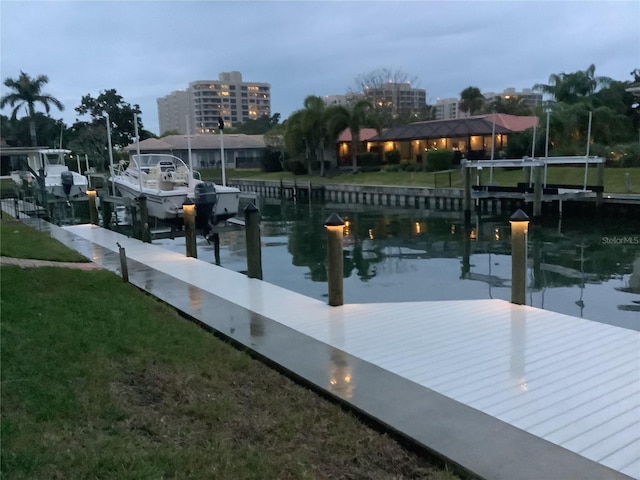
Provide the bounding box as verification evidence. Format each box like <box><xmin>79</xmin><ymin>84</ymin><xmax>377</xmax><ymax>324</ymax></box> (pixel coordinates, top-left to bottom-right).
<box><xmin>1</xmin><ymin>220</ymin><xmax>460</xmax><ymax>480</ymax></box>
<box><xmin>0</xmin><ymin>217</ymin><xmax>88</xmax><ymax>262</ymax></box>
<box><xmin>199</xmin><ymin>166</ymin><xmax>640</xmax><ymax>194</ymax></box>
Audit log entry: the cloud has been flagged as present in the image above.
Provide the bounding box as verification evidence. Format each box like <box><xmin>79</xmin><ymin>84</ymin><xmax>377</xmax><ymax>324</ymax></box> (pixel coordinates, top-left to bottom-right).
<box><xmin>1</xmin><ymin>0</ymin><xmax>638</xmax><ymax>135</ymax></box>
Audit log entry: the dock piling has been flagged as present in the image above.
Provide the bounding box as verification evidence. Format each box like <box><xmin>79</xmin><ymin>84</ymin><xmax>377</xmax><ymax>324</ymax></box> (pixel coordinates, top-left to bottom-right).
<box><xmin>88</xmin><ymin>189</ymin><xmax>98</xmax><ymax>225</ymax></box>
<box><xmin>117</xmin><ymin>242</ymin><xmax>129</xmax><ymax>282</ymax></box>
<box><xmin>325</xmin><ymin>213</ymin><xmax>345</xmax><ymax>307</ymax></box>
<box><xmin>138</xmin><ymin>196</ymin><xmax>151</xmax><ymax>243</ymax></box>
<box><xmin>245</xmin><ymin>203</ymin><xmax>263</xmax><ymax>279</ymax></box>
<box><xmin>510</xmin><ymin>209</ymin><xmax>530</xmax><ymax>305</ymax></box>
<box><xmin>183</xmin><ymin>198</ymin><xmax>197</xmax><ymax>258</ymax></box>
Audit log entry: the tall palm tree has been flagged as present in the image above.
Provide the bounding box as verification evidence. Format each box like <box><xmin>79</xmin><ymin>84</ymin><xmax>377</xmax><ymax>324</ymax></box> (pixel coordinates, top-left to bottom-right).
<box><xmin>284</xmin><ymin>95</ymin><xmax>330</xmax><ymax>176</ymax></box>
<box><xmin>534</xmin><ymin>64</ymin><xmax>612</xmax><ymax>104</ymax></box>
<box><xmin>326</xmin><ymin>99</ymin><xmax>378</xmax><ymax>173</ymax></box>
<box><xmin>459</xmin><ymin>86</ymin><xmax>485</xmax><ymax>116</ymax></box>
<box><xmin>0</xmin><ymin>71</ymin><xmax>64</xmax><ymax>146</ymax></box>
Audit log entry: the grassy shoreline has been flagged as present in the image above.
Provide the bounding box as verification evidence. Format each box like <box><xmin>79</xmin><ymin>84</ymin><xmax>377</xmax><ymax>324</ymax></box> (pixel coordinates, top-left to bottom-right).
<box><xmin>1</xmin><ymin>217</ymin><xmax>461</xmax><ymax>479</ymax></box>
<box><xmin>196</xmin><ymin>166</ymin><xmax>640</xmax><ymax>194</ymax></box>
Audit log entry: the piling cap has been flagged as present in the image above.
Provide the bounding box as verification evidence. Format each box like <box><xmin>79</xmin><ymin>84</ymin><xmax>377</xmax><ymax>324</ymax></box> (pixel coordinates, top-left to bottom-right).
<box><xmin>324</xmin><ymin>213</ymin><xmax>345</xmax><ymax>227</ymax></box>
<box><xmin>510</xmin><ymin>209</ymin><xmax>530</xmax><ymax>222</ymax></box>
<box><xmin>244</xmin><ymin>203</ymin><xmax>259</xmax><ymax>213</ymax></box>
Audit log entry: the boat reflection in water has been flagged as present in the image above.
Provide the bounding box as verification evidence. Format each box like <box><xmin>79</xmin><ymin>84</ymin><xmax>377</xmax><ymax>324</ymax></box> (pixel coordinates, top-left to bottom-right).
<box><xmin>156</xmin><ymin>199</ymin><xmax>640</xmax><ymax>331</ymax></box>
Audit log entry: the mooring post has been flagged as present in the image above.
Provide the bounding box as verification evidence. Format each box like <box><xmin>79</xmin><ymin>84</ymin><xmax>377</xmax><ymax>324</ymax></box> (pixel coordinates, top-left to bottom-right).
<box><xmin>596</xmin><ymin>160</ymin><xmax>605</xmax><ymax>208</ymax></box>
<box><xmin>212</xmin><ymin>232</ymin><xmax>220</xmax><ymax>265</ymax></box>
<box><xmin>138</xmin><ymin>195</ymin><xmax>151</xmax><ymax>243</ymax></box>
<box><xmin>533</xmin><ymin>166</ymin><xmax>543</xmax><ymax>221</ymax></box>
<box><xmin>463</xmin><ymin>165</ymin><xmax>472</xmax><ymax>223</ymax></box>
<box><xmin>13</xmin><ymin>197</ymin><xmax>19</xmax><ymax>218</ymax></box>
<box><xmin>117</xmin><ymin>242</ymin><xmax>129</xmax><ymax>282</ymax></box>
<box><xmin>324</xmin><ymin>213</ymin><xmax>345</xmax><ymax>307</ymax></box>
<box><xmin>183</xmin><ymin>198</ymin><xmax>197</xmax><ymax>258</ymax></box>
<box><xmin>510</xmin><ymin>209</ymin><xmax>530</xmax><ymax>305</ymax></box>
<box><xmin>244</xmin><ymin>203</ymin><xmax>263</xmax><ymax>279</ymax></box>
<box><xmin>102</xmin><ymin>200</ymin><xmax>113</xmax><ymax>229</ymax></box>
<box><xmin>87</xmin><ymin>189</ymin><xmax>98</xmax><ymax>225</ymax></box>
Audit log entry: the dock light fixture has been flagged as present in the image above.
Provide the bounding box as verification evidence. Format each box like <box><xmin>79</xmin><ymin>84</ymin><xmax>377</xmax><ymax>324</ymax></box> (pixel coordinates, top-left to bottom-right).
<box><xmin>324</xmin><ymin>213</ymin><xmax>345</xmax><ymax>307</ymax></box>
<box><xmin>87</xmin><ymin>189</ymin><xmax>98</xmax><ymax>225</ymax></box>
<box><xmin>183</xmin><ymin>198</ymin><xmax>197</xmax><ymax>258</ymax></box>
<box><xmin>510</xmin><ymin>209</ymin><xmax>530</xmax><ymax>305</ymax></box>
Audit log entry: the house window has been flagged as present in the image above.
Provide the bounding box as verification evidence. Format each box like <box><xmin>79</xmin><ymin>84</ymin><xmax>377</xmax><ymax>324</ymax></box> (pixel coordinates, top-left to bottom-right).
<box><xmin>470</xmin><ymin>136</ymin><xmax>483</xmax><ymax>150</ymax></box>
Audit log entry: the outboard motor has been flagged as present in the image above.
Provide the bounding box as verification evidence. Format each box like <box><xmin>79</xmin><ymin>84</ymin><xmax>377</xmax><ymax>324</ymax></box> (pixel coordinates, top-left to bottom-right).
<box><xmin>194</xmin><ymin>182</ymin><xmax>217</xmax><ymax>235</ymax></box>
<box><xmin>61</xmin><ymin>171</ymin><xmax>74</xmax><ymax>197</ymax></box>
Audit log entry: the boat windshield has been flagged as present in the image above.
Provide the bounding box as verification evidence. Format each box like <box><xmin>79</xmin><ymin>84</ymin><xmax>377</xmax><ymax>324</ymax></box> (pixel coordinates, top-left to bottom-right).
<box><xmin>42</xmin><ymin>152</ymin><xmax>66</xmax><ymax>166</ymax></box>
<box><xmin>131</xmin><ymin>154</ymin><xmax>187</xmax><ymax>172</ymax></box>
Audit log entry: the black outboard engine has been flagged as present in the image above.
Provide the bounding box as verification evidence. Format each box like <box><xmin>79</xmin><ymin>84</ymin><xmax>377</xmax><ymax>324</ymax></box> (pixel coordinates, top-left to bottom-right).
<box><xmin>194</xmin><ymin>182</ymin><xmax>217</xmax><ymax>235</ymax></box>
<box><xmin>61</xmin><ymin>171</ymin><xmax>74</xmax><ymax>197</ymax></box>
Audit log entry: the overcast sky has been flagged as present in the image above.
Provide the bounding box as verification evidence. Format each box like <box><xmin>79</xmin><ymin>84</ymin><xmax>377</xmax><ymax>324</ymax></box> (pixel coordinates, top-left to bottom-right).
<box><xmin>1</xmin><ymin>0</ymin><xmax>638</xmax><ymax>135</ymax></box>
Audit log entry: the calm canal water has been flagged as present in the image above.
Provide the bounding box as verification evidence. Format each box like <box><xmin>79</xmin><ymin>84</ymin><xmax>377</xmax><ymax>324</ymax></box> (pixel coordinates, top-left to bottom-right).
<box><xmin>155</xmin><ymin>198</ymin><xmax>640</xmax><ymax>331</ymax></box>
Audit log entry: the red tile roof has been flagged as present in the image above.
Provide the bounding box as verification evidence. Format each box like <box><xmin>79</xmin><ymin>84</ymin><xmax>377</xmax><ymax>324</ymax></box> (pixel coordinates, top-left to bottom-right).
<box><xmin>337</xmin><ymin>128</ymin><xmax>379</xmax><ymax>142</ymax></box>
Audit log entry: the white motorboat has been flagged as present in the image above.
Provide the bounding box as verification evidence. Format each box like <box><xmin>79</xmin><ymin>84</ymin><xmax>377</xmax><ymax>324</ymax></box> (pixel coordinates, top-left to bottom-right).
<box><xmin>110</xmin><ymin>153</ymin><xmax>240</xmax><ymax>225</ymax></box>
<box><xmin>7</xmin><ymin>148</ymin><xmax>88</xmax><ymax>198</ymax></box>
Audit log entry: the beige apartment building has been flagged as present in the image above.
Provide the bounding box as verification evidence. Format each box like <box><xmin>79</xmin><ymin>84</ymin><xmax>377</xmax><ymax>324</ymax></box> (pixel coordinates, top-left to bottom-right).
<box><xmin>157</xmin><ymin>71</ymin><xmax>271</xmax><ymax>135</ymax></box>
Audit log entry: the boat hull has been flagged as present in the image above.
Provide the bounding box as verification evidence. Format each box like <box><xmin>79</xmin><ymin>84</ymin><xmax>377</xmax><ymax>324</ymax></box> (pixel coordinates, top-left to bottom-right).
<box><xmin>114</xmin><ymin>181</ymin><xmax>187</xmax><ymax>219</ymax></box>
<box><xmin>113</xmin><ymin>180</ymin><xmax>240</xmax><ymax>223</ymax></box>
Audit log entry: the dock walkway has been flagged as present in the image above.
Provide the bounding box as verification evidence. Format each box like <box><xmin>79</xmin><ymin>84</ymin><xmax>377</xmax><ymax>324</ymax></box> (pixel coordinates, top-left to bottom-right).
<box><xmin>4</xmin><ymin>212</ymin><xmax>639</xmax><ymax>479</ymax></box>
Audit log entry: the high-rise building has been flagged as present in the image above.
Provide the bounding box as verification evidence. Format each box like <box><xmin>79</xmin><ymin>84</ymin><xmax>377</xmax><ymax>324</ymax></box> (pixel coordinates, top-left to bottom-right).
<box><xmin>157</xmin><ymin>90</ymin><xmax>191</xmax><ymax>135</ymax></box>
<box><xmin>482</xmin><ymin>87</ymin><xmax>543</xmax><ymax>108</ymax></box>
<box><xmin>434</xmin><ymin>98</ymin><xmax>469</xmax><ymax>121</ymax></box>
<box><xmin>363</xmin><ymin>82</ymin><xmax>426</xmax><ymax>116</ymax></box>
<box><xmin>157</xmin><ymin>71</ymin><xmax>271</xmax><ymax>135</ymax></box>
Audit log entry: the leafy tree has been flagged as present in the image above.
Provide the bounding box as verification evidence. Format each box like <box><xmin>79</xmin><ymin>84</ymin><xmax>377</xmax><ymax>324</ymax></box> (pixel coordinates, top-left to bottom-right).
<box><xmin>459</xmin><ymin>86</ymin><xmax>485</xmax><ymax>116</ymax></box>
<box><xmin>75</xmin><ymin>89</ymin><xmax>154</xmax><ymax>149</ymax></box>
<box><xmin>1</xmin><ymin>112</ymin><xmax>65</xmax><ymax>148</ymax></box>
<box><xmin>352</xmin><ymin>68</ymin><xmax>425</xmax><ymax>127</ymax></box>
<box><xmin>160</xmin><ymin>129</ymin><xmax>181</xmax><ymax>137</ymax></box>
<box><xmin>235</xmin><ymin>113</ymin><xmax>281</xmax><ymax>134</ymax></box>
<box><xmin>66</xmin><ymin>121</ymin><xmax>113</xmax><ymax>171</ymax></box>
<box><xmin>0</xmin><ymin>71</ymin><xmax>64</xmax><ymax>146</ymax></box>
<box><xmin>326</xmin><ymin>99</ymin><xmax>379</xmax><ymax>172</ymax></box>
<box><xmin>263</xmin><ymin>124</ymin><xmax>287</xmax><ymax>171</ymax></box>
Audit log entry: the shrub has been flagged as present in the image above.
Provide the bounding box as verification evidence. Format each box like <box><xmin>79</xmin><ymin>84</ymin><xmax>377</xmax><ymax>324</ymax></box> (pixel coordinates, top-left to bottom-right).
<box><xmin>262</xmin><ymin>148</ymin><xmax>285</xmax><ymax>172</ymax></box>
<box><xmin>287</xmin><ymin>159</ymin><xmax>308</xmax><ymax>175</ymax></box>
<box><xmin>385</xmin><ymin>149</ymin><xmax>401</xmax><ymax>165</ymax></box>
<box><xmin>608</xmin><ymin>143</ymin><xmax>640</xmax><ymax>167</ymax></box>
<box><xmin>426</xmin><ymin>149</ymin><xmax>454</xmax><ymax>171</ymax></box>
<box><xmin>357</xmin><ymin>152</ymin><xmax>382</xmax><ymax>171</ymax></box>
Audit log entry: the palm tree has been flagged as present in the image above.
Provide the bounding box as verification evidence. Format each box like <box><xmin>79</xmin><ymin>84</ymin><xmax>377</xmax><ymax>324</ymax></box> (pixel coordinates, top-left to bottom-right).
<box><xmin>534</xmin><ymin>64</ymin><xmax>612</xmax><ymax>104</ymax></box>
<box><xmin>459</xmin><ymin>86</ymin><xmax>485</xmax><ymax>116</ymax></box>
<box><xmin>0</xmin><ymin>71</ymin><xmax>64</xmax><ymax>146</ymax></box>
<box><xmin>326</xmin><ymin>99</ymin><xmax>378</xmax><ymax>173</ymax></box>
<box><xmin>488</xmin><ymin>96</ymin><xmax>531</xmax><ymax>116</ymax></box>
<box><xmin>284</xmin><ymin>96</ymin><xmax>330</xmax><ymax>176</ymax></box>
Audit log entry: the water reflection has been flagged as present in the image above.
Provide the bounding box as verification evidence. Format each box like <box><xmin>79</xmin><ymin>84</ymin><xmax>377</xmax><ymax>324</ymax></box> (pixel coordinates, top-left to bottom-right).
<box><xmin>510</xmin><ymin>307</ymin><xmax>528</xmax><ymax>392</ymax></box>
<box><xmin>162</xmin><ymin>198</ymin><xmax>639</xmax><ymax>329</ymax></box>
<box><xmin>188</xmin><ymin>285</ymin><xmax>202</xmax><ymax>314</ymax></box>
<box><xmin>328</xmin><ymin>348</ymin><xmax>353</xmax><ymax>399</ymax></box>
<box><xmin>266</xmin><ymin>201</ymin><xmax>639</xmax><ymax>329</ymax></box>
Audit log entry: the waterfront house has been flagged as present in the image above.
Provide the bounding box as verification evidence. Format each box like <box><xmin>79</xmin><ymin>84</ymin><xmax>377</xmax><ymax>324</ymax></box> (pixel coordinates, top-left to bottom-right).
<box><xmin>367</xmin><ymin>114</ymin><xmax>539</xmax><ymax>165</ymax></box>
<box><xmin>125</xmin><ymin>134</ymin><xmax>267</xmax><ymax>169</ymax></box>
